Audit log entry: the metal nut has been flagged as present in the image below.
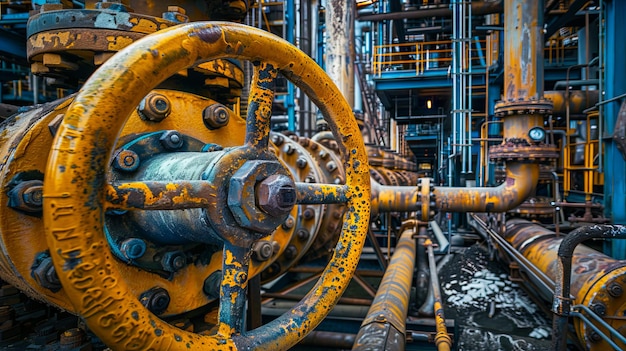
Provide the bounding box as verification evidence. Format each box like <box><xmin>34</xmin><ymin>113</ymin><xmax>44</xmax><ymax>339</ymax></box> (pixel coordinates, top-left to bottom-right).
<box><xmin>120</xmin><ymin>238</ymin><xmax>147</xmax><ymax>260</ymax></box>
<box><xmin>257</xmin><ymin>174</ymin><xmax>296</xmax><ymax>217</ymax></box>
<box><xmin>113</xmin><ymin>150</ymin><xmax>140</xmax><ymax>172</ymax></box>
<box><xmin>203</xmin><ymin>104</ymin><xmax>231</xmax><ymax>129</ymax></box>
<box><xmin>159</xmin><ymin>130</ymin><xmax>184</xmax><ymax>150</ymax></box>
<box><xmin>138</xmin><ymin>93</ymin><xmax>171</xmax><ymax>122</ymax></box>
<box><xmin>140</xmin><ymin>287</ymin><xmax>170</xmax><ymax>315</ymax></box>
<box><xmin>252</xmin><ymin>240</ymin><xmax>274</xmax><ymax>262</ymax></box>
<box><xmin>31</xmin><ymin>254</ymin><xmax>61</xmax><ymax>292</ymax></box>
<box><xmin>8</xmin><ymin>180</ymin><xmax>44</xmax><ymax>213</ymax></box>
<box><xmin>161</xmin><ymin>251</ymin><xmax>186</xmax><ymax>272</ymax></box>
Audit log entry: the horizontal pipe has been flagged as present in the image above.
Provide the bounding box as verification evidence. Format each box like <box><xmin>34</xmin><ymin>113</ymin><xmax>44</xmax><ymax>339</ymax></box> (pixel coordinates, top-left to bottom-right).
<box><xmin>552</xmin><ymin>224</ymin><xmax>626</xmax><ymax>351</ymax></box>
<box><xmin>371</xmin><ymin>162</ymin><xmax>537</xmax><ymax>214</ymax></box>
<box><xmin>357</xmin><ymin>1</ymin><xmax>503</xmax><ymax>22</ymax></box>
<box><xmin>352</xmin><ymin>227</ymin><xmax>417</xmax><ymax>351</ymax></box>
<box><xmin>433</xmin><ymin>162</ymin><xmax>538</xmax><ymax>212</ymax></box>
<box><xmin>299</xmin><ymin>331</ymin><xmax>356</xmax><ymax>349</ymax></box>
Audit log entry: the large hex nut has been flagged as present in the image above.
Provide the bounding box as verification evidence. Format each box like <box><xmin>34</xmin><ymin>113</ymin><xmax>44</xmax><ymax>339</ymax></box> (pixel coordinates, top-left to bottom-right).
<box><xmin>227</xmin><ymin>160</ymin><xmax>295</xmax><ymax>234</ymax></box>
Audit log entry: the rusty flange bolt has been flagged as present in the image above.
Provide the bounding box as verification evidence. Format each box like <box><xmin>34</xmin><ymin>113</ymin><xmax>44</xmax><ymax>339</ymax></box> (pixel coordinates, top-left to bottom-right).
<box><xmin>8</xmin><ymin>180</ymin><xmax>44</xmax><ymax>213</ymax></box>
<box><xmin>120</xmin><ymin>238</ymin><xmax>146</xmax><ymax>260</ymax></box>
<box><xmin>113</xmin><ymin>150</ymin><xmax>140</xmax><ymax>172</ymax></box>
<box><xmin>252</xmin><ymin>240</ymin><xmax>274</xmax><ymax>261</ymax></box>
<box><xmin>203</xmin><ymin>104</ymin><xmax>231</xmax><ymax>130</ymax></box>
<box><xmin>159</xmin><ymin>130</ymin><xmax>184</xmax><ymax>150</ymax></box>
<box><xmin>257</xmin><ymin>174</ymin><xmax>297</xmax><ymax>217</ymax></box>
<box><xmin>140</xmin><ymin>287</ymin><xmax>170</xmax><ymax>315</ymax></box>
<box><xmin>160</xmin><ymin>251</ymin><xmax>186</xmax><ymax>272</ymax></box>
<box><xmin>31</xmin><ymin>254</ymin><xmax>61</xmax><ymax>292</ymax></box>
<box><xmin>138</xmin><ymin>93</ymin><xmax>171</xmax><ymax>122</ymax></box>
<box><xmin>228</xmin><ymin>160</ymin><xmax>296</xmax><ymax>234</ymax></box>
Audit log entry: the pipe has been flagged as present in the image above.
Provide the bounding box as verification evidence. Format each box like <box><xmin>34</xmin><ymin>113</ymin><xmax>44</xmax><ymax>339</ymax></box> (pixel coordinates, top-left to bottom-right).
<box><xmin>425</xmin><ymin>238</ymin><xmax>452</xmax><ymax>351</ymax></box>
<box><xmin>551</xmin><ymin>225</ymin><xmax>626</xmax><ymax>351</ymax></box>
<box><xmin>371</xmin><ymin>162</ymin><xmax>538</xmax><ymax>214</ymax></box>
<box><xmin>357</xmin><ymin>1</ymin><xmax>503</xmax><ymax>22</ymax></box>
<box><xmin>502</xmin><ymin>219</ymin><xmax>626</xmax><ymax>350</ymax></box>
<box><xmin>352</xmin><ymin>227</ymin><xmax>418</xmax><ymax>351</ymax></box>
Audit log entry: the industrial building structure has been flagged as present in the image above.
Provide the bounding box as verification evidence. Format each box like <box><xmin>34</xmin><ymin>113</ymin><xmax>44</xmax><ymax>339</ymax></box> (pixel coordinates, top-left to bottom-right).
<box><xmin>0</xmin><ymin>0</ymin><xmax>625</xmax><ymax>350</ymax></box>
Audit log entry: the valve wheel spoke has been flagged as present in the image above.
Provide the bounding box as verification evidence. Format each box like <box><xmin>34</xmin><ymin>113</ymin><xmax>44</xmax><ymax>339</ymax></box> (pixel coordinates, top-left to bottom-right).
<box><xmin>218</xmin><ymin>242</ymin><xmax>252</xmax><ymax>336</ymax></box>
<box><xmin>295</xmin><ymin>182</ymin><xmax>350</xmax><ymax>204</ymax></box>
<box><xmin>244</xmin><ymin>61</ymin><xmax>278</xmax><ymax>151</ymax></box>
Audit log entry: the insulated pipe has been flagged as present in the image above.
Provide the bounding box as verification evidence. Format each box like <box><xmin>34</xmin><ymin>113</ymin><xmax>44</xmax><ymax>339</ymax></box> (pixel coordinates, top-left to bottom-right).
<box><xmin>371</xmin><ymin>162</ymin><xmax>538</xmax><ymax>214</ymax></box>
<box><xmin>352</xmin><ymin>226</ymin><xmax>418</xmax><ymax>351</ymax></box>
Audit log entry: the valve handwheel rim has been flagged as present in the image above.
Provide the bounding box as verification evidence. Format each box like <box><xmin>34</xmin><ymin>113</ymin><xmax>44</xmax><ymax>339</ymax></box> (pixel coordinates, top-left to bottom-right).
<box><xmin>43</xmin><ymin>22</ymin><xmax>370</xmax><ymax>350</ymax></box>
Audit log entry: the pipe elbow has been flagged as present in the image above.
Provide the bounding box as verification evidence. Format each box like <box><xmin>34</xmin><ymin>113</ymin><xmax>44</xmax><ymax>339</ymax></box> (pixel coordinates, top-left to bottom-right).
<box><xmin>433</xmin><ymin>162</ymin><xmax>539</xmax><ymax>212</ymax></box>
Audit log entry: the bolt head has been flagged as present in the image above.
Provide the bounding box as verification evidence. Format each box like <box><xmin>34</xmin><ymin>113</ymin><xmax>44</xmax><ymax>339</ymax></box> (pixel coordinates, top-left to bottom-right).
<box><xmin>203</xmin><ymin>104</ymin><xmax>231</xmax><ymax>129</ymax></box>
<box><xmin>159</xmin><ymin>131</ymin><xmax>184</xmax><ymax>150</ymax></box>
<box><xmin>257</xmin><ymin>174</ymin><xmax>296</xmax><ymax>217</ymax></box>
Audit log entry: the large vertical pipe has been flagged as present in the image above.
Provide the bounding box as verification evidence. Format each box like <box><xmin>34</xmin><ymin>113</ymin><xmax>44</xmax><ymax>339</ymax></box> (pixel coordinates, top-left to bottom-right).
<box><xmin>497</xmin><ymin>0</ymin><xmax>547</xmax><ymax>141</ymax></box>
<box><xmin>325</xmin><ymin>0</ymin><xmax>356</xmax><ymax>108</ymax></box>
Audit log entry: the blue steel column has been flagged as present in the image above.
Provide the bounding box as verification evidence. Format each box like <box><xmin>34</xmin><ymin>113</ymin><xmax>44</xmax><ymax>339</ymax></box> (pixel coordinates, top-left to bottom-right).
<box><xmin>287</xmin><ymin>0</ymin><xmax>296</xmax><ymax>131</ymax></box>
<box><xmin>603</xmin><ymin>0</ymin><xmax>626</xmax><ymax>259</ymax></box>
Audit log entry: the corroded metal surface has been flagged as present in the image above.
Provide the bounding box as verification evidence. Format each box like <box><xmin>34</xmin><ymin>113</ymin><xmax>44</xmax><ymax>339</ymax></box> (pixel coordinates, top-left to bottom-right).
<box><xmin>504</xmin><ymin>219</ymin><xmax>626</xmax><ymax>350</ymax></box>
<box><xmin>43</xmin><ymin>22</ymin><xmax>370</xmax><ymax>351</ymax></box>
<box><xmin>353</xmin><ymin>227</ymin><xmax>416</xmax><ymax>351</ymax></box>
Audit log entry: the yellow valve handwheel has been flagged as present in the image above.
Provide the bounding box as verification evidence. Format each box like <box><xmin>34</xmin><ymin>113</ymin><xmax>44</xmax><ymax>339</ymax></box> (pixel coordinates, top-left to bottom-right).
<box><xmin>43</xmin><ymin>22</ymin><xmax>370</xmax><ymax>350</ymax></box>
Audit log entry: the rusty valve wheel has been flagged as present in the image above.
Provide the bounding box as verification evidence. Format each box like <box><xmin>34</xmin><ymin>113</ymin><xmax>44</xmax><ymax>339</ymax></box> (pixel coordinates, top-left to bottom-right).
<box><xmin>43</xmin><ymin>22</ymin><xmax>370</xmax><ymax>350</ymax></box>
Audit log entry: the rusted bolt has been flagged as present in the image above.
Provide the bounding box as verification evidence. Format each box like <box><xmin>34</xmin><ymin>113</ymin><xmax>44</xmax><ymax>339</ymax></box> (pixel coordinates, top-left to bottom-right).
<box><xmin>319</xmin><ymin>150</ymin><xmax>329</xmax><ymax>160</ymax></box>
<box><xmin>608</xmin><ymin>283</ymin><xmax>623</xmax><ymax>298</ymax></box>
<box><xmin>8</xmin><ymin>180</ymin><xmax>44</xmax><ymax>213</ymax></box>
<box><xmin>203</xmin><ymin>104</ymin><xmax>231</xmax><ymax>129</ymax></box>
<box><xmin>272</xmin><ymin>241</ymin><xmax>281</xmax><ymax>254</ymax></box>
<box><xmin>120</xmin><ymin>238</ymin><xmax>146</xmax><ymax>260</ymax></box>
<box><xmin>138</xmin><ymin>93</ymin><xmax>171</xmax><ymax>122</ymax></box>
<box><xmin>296</xmin><ymin>229</ymin><xmax>310</xmax><ymax>241</ymax></box>
<box><xmin>159</xmin><ymin>130</ymin><xmax>184</xmax><ymax>150</ymax></box>
<box><xmin>203</xmin><ymin>271</ymin><xmax>222</xmax><ymax>300</ymax></box>
<box><xmin>113</xmin><ymin>150</ymin><xmax>140</xmax><ymax>172</ymax></box>
<box><xmin>257</xmin><ymin>174</ymin><xmax>296</xmax><ymax>217</ymax></box>
<box><xmin>282</xmin><ymin>217</ymin><xmax>295</xmax><ymax>230</ymax></box>
<box><xmin>252</xmin><ymin>240</ymin><xmax>274</xmax><ymax>262</ymax></box>
<box><xmin>326</xmin><ymin>161</ymin><xmax>337</xmax><ymax>172</ymax></box>
<box><xmin>296</xmin><ymin>157</ymin><xmax>308</xmax><ymax>169</ymax></box>
<box><xmin>31</xmin><ymin>253</ymin><xmax>61</xmax><ymax>292</ymax></box>
<box><xmin>590</xmin><ymin>302</ymin><xmax>606</xmax><ymax>316</ymax></box>
<box><xmin>161</xmin><ymin>251</ymin><xmax>186</xmax><ymax>272</ymax></box>
<box><xmin>302</xmin><ymin>208</ymin><xmax>315</xmax><ymax>220</ymax></box>
<box><xmin>284</xmin><ymin>245</ymin><xmax>298</xmax><ymax>259</ymax></box>
<box><xmin>285</xmin><ymin>144</ymin><xmax>295</xmax><ymax>155</ymax></box>
<box><xmin>272</xmin><ymin>134</ymin><xmax>285</xmax><ymax>146</ymax></box>
<box><xmin>140</xmin><ymin>287</ymin><xmax>170</xmax><ymax>315</ymax></box>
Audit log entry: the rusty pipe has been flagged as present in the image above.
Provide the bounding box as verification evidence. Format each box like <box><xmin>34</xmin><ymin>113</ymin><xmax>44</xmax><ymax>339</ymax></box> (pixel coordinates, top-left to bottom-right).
<box><xmin>425</xmin><ymin>238</ymin><xmax>452</xmax><ymax>351</ymax></box>
<box><xmin>551</xmin><ymin>225</ymin><xmax>626</xmax><ymax>351</ymax></box>
<box><xmin>504</xmin><ymin>219</ymin><xmax>626</xmax><ymax>351</ymax></box>
<box><xmin>352</xmin><ymin>226</ymin><xmax>418</xmax><ymax>351</ymax></box>
<box><xmin>371</xmin><ymin>163</ymin><xmax>538</xmax><ymax>214</ymax></box>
